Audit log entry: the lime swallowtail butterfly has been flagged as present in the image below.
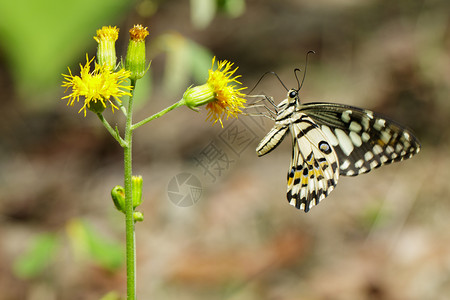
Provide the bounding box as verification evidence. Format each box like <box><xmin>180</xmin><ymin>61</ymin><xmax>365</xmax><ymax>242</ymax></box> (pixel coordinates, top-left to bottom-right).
<box><xmin>254</xmin><ymin>55</ymin><xmax>421</xmax><ymax>212</ymax></box>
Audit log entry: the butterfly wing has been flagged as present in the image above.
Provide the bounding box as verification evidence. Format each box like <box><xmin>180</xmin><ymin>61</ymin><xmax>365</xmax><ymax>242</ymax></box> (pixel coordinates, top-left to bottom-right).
<box><xmin>256</xmin><ymin>125</ymin><xmax>288</xmax><ymax>156</ymax></box>
<box><xmin>287</xmin><ymin>113</ymin><xmax>339</xmax><ymax>212</ymax></box>
<box><xmin>256</xmin><ymin>98</ymin><xmax>291</xmax><ymax>156</ymax></box>
<box><xmin>300</xmin><ymin>103</ymin><xmax>421</xmax><ymax>176</ymax></box>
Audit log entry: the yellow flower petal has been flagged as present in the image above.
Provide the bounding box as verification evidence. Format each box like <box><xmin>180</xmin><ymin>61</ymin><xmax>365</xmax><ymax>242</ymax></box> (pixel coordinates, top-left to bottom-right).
<box><xmin>205</xmin><ymin>57</ymin><xmax>247</xmax><ymax>127</ymax></box>
<box><xmin>62</xmin><ymin>55</ymin><xmax>132</xmax><ymax>116</ymax></box>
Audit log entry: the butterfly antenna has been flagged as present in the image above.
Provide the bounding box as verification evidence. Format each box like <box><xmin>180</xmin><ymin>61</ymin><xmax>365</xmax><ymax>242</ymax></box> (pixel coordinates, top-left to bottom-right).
<box><xmin>293</xmin><ymin>68</ymin><xmax>302</xmax><ymax>91</ymax></box>
<box><xmin>298</xmin><ymin>50</ymin><xmax>315</xmax><ymax>91</ymax></box>
<box><xmin>248</xmin><ymin>71</ymin><xmax>289</xmax><ymax>94</ymax></box>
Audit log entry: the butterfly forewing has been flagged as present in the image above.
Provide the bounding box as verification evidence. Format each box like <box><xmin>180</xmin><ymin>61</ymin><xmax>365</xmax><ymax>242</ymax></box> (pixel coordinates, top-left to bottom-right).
<box><xmin>300</xmin><ymin>103</ymin><xmax>421</xmax><ymax>176</ymax></box>
<box><xmin>256</xmin><ymin>99</ymin><xmax>291</xmax><ymax>156</ymax></box>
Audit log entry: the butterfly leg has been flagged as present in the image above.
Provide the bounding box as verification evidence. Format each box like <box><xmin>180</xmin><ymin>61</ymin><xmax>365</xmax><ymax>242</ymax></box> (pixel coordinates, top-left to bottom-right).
<box><xmin>244</xmin><ymin>96</ymin><xmax>278</xmax><ymax>119</ymax></box>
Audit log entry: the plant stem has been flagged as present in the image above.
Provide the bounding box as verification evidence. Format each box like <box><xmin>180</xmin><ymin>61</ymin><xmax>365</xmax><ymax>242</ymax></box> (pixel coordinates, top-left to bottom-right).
<box><xmin>124</xmin><ymin>79</ymin><xmax>137</xmax><ymax>300</ymax></box>
<box><xmin>97</xmin><ymin>113</ymin><xmax>127</xmax><ymax>147</ymax></box>
<box><xmin>131</xmin><ymin>99</ymin><xmax>186</xmax><ymax>130</ymax></box>
<box><xmin>121</xmin><ymin>86</ymin><xmax>186</xmax><ymax>299</ymax></box>
<box><xmin>115</xmin><ymin>98</ymin><xmax>128</xmax><ymax>116</ymax></box>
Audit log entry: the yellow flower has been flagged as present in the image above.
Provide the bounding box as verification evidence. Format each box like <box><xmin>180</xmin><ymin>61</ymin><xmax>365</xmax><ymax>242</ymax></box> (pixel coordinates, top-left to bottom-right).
<box><xmin>183</xmin><ymin>57</ymin><xmax>246</xmax><ymax>127</ymax></box>
<box><xmin>62</xmin><ymin>55</ymin><xmax>132</xmax><ymax>116</ymax></box>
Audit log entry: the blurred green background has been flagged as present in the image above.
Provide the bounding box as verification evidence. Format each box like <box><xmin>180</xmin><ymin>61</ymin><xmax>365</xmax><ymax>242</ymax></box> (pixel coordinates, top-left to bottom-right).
<box><xmin>1</xmin><ymin>0</ymin><xmax>449</xmax><ymax>299</ymax></box>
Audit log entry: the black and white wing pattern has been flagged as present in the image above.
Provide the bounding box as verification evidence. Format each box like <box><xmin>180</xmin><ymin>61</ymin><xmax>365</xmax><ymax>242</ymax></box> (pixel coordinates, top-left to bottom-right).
<box><xmin>300</xmin><ymin>103</ymin><xmax>420</xmax><ymax>176</ymax></box>
<box><xmin>256</xmin><ymin>89</ymin><xmax>421</xmax><ymax>213</ymax></box>
<box><xmin>285</xmin><ymin>114</ymin><xmax>339</xmax><ymax>212</ymax></box>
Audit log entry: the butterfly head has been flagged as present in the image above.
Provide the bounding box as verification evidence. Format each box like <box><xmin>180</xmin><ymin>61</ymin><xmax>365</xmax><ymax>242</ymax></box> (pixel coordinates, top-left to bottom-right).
<box><xmin>287</xmin><ymin>89</ymin><xmax>301</xmax><ymax>107</ymax></box>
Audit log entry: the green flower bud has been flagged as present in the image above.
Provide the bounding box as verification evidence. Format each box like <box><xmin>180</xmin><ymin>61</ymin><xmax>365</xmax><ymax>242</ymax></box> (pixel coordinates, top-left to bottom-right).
<box><xmin>125</xmin><ymin>25</ymin><xmax>149</xmax><ymax>80</ymax></box>
<box><xmin>182</xmin><ymin>83</ymin><xmax>216</xmax><ymax>109</ymax></box>
<box><xmin>111</xmin><ymin>185</ymin><xmax>125</xmax><ymax>213</ymax></box>
<box><xmin>133</xmin><ymin>211</ymin><xmax>144</xmax><ymax>222</ymax></box>
<box><xmin>94</xmin><ymin>26</ymin><xmax>119</xmax><ymax>70</ymax></box>
<box><xmin>132</xmin><ymin>175</ymin><xmax>143</xmax><ymax>209</ymax></box>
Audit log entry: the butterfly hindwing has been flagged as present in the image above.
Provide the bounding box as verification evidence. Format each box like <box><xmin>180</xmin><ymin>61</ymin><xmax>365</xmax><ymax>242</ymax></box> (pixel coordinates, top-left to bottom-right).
<box><xmin>286</xmin><ymin>114</ymin><xmax>339</xmax><ymax>212</ymax></box>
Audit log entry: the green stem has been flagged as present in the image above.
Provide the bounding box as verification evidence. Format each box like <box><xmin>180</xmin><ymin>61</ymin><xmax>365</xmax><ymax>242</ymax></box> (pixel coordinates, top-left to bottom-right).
<box><xmin>131</xmin><ymin>99</ymin><xmax>186</xmax><ymax>130</ymax></box>
<box><xmin>97</xmin><ymin>113</ymin><xmax>127</xmax><ymax>147</ymax></box>
<box><xmin>118</xmin><ymin>85</ymin><xmax>186</xmax><ymax>300</ymax></box>
<box><xmin>124</xmin><ymin>79</ymin><xmax>137</xmax><ymax>300</ymax></box>
<box><xmin>116</xmin><ymin>99</ymin><xmax>128</xmax><ymax>116</ymax></box>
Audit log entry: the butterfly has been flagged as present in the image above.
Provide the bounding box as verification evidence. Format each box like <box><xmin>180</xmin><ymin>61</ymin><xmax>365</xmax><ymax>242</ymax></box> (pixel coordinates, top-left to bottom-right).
<box><xmin>255</xmin><ymin>70</ymin><xmax>421</xmax><ymax>213</ymax></box>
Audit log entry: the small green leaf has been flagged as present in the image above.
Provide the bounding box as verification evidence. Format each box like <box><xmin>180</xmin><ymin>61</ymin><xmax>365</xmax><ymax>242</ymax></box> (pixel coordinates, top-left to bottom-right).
<box><xmin>67</xmin><ymin>219</ymin><xmax>124</xmax><ymax>271</ymax></box>
<box><xmin>13</xmin><ymin>233</ymin><xmax>59</xmax><ymax>279</ymax></box>
<box><xmin>219</xmin><ymin>0</ymin><xmax>246</xmax><ymax>17</ymax></box>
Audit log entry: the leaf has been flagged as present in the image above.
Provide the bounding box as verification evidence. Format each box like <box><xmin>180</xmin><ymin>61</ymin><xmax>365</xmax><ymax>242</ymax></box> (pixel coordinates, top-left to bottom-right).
<box><xmin>219</xmin><ymin>0</ymin><xmax>246</xmax><ymax>17</ymax></box>
<box><xmin>13</xmin><ymin>233</ymin><xmax>60</xmax><ymax>279</ymax></box>
<box><xmin>66</xmin><ymin>219</ymin><xmax>124</xmax><ymax>271</ymax></box>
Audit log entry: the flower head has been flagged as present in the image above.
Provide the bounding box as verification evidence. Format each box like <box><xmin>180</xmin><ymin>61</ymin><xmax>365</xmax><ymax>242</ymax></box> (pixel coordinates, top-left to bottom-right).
<box><xmin>129</xmin><ymin>24</ymin><xmax>149</xmax><ymax>41</ymax></box>
<box><xmin>183</xmin><ymin>57</ymin><xmax>246</xmax><ymax>127</ymax></box>
<box><xmin>94</xmin><ymin>26</ymin><xmax>119</xmax><ymax>69</ymax></box>
<box><xmin>125</xmin><ymin>25</ymin><xmax>150</xmax><ymax>80</ymax></box>
<box><xmin>62</xmin><ymin>55</ymin><xmax>132</xmax><ymax>116</ymax></box>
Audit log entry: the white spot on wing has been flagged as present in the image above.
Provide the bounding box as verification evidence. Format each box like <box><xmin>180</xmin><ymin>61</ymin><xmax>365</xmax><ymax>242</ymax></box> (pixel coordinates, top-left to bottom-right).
<box><xmin>370</xmin><ymin>160</ymin><xmax>379</xmax><ymax>168</ymax></box>
<box><xmin>341</xmin><ymin>110</ymin><xmax>352</xmax><ymax>123</ymax></box>
<box><xmin>340</xmin><ymin>159</ymin><xmax>350</xmax><ymax>170</ymax></box>
<box><xmin>364</xmin><ymin>151</ymin><xmax>374</xmax><ymax>161</ymax></box>
<box><xmin>335</xmin><ymin>128</ymin><xmax>354</xmax><ymax>156</ymax></box>
<box><xmin>349</xmin><ymin>131</ymin><xmax>362</xmax><ymax>147</ymax></box>
<box><xmin>386</xmin><ymin>145</ymin><xmax>394</xmax><ymax>154</ymax></box>
<box><xmin>321</xmin><ymin>125</ymin><xmax>338</xmax><ymax>146</ymax></box>
<box><xmin>361</xmin><ymin>117</ymin><xmax>370</xmax><ymax>130</ymax></box>
<box><xmin>373</xmin><ymin>119</ymin><xmax>386</xmax><ymax>131</ymax></box>
<box><xmin>380</xmin><ymin>130</ymin><xmax>391</xmax><ymax>144</ymax></box>
<box><xmin>349</xmin><ymin>121</ymin><xmax>362</xmax><ymax>132</ymax></box>
<box><xmin>355</xmin><ymin>159</ymin><xmax>364</xmax><ymax>168</ymax></box>
<box><xmin>362</xmin><ymin>132</ymin><xmax>370</xmax><ymax>142</ymax></box>
<box><xmin>373</xmin><ymin>144</ymin><xmax>383</xmax><ymax>155</ymax></box>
